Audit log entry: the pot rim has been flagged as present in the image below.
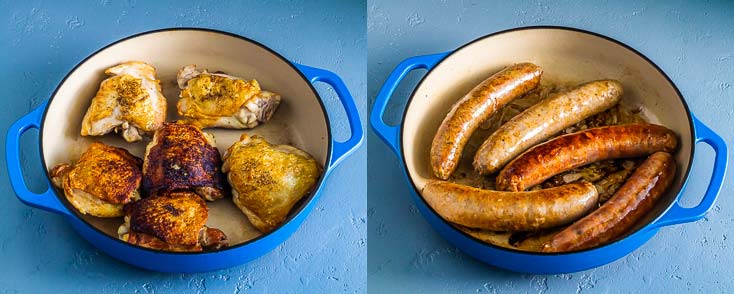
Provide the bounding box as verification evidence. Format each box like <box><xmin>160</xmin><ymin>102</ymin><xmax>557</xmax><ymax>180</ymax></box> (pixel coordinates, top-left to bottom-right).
<box><xmin>399</xmin><ymin>25</ymin><xmax>695</xmax><ymax>256</ymax></box>
<box><xmin>38</xmin><ymin>27</ymin><xmax>333</xmax><ymax>255</ymax></box>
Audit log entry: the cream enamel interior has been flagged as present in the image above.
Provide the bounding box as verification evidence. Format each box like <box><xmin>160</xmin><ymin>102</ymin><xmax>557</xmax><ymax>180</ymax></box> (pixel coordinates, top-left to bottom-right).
<box><xmin>41</xmin><ymin>30</ymin><xmax>329</xmax><ymax>247</ymax></box>
<box><xmin>402</xmin><ymin>28</ymin><xmax>693</xmax><ymax>241</ymax></box>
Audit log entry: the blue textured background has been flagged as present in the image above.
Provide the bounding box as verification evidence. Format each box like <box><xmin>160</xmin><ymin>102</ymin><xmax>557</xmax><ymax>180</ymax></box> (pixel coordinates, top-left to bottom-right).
<box><xmin>0</xmin><ymin>1</ymin><xmax>365</xmax><ymax>293</ymax></box>
<box><xmin>368</xmin><ymin>0</ymin><xmax>734</xmax><ymax>292</ymax></box>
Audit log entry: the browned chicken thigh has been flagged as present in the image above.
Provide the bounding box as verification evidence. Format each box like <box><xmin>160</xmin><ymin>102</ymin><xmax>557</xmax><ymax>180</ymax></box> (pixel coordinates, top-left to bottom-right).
<box><xmin>117</xmin><ymin>191</ymin><xmax>228</xmax><ymax>252</ymax></box>
<box><xmin>81</xmin><ymin>61</ymin><xmax>167</xmax><ymax>142</ymax></box>
<box><xmin>50</xmin><ymin>142</ymin><xmax>142</xmax><ymax>217</ymax></box>
<box><xmin>176</xmin><ymin>65</ymin><xmax>281</xmax><ymax>129</ymax></box>
<box><xmin>223</xmin><ymin>134</ymin><xmax>322</xmax><ymax>232</ymax></box>
<box><xmin>142</xmin><ymin>123</ymin><xmax>226</xmax><ymax>201</ymax></box>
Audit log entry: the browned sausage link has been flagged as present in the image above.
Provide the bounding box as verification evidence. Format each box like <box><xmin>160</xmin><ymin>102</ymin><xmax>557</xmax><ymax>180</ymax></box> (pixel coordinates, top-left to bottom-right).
<box><xmin>421</xmin><ymin>180</ymin><xmax>598</xmax><ymax>232</ymax></box>
<box><xmin>473</xmin><ymin>80</ymin><xmax>623</xmax><ymax>175</ymax></box>
<box><xmin>542</xmin><ymin>152</ymin><xmax>676</xmax><ymax>252</ymax></box>
<box><xmin>430</xmin><ymin>63</ymin><xmax>542</xmax><ymax>179</ymax></box>
<box><xmin>496</xmin><ymin>123</ymin><xmax>677</xmax><ymax>192</ymax></box>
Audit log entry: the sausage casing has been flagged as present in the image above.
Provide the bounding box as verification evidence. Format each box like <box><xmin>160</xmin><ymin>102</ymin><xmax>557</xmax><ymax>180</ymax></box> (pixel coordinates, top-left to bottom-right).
<box><xmin>542</xmin><ymin>152</ymin><xmax>676</xmax><ymax>252</ymax></box>
<box><xmin>473</xmin><ymin>80</ymin><xmax>623</xmax><ymax>175</ymax></box>
<box><xmin>421</xmin><ymin>180</ymin><xmax>598</xmax><ymax>231</ymax></box>
<box><xmin>496</xmin><ymin>123</ymin><xmax>677</xmax><ymax>192</ymax></box>
<box><xmin>430</xmin><ymin>63</ymin><xmax>542</xmax><ymax>179</ymax></box>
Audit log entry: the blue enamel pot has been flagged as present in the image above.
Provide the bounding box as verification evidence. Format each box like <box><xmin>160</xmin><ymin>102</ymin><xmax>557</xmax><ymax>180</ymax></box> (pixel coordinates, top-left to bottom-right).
<box><xmin>6</xmin><ymin>28</ymin><xmax>363</xmax><ymax>273</ymax></box>
<box><xmin>370</xmin><ymin>26</ymin><xmax>727</xmax><ymax>274</ymax></box>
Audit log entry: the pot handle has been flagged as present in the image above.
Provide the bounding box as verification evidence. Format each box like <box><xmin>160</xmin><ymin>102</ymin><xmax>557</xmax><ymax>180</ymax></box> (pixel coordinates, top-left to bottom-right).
<box><xmin>369</xmin><ymin>52</ymin><xmax>449</xmax><ymax>156</ymax></box>
<box><xmin>6</xmin><ymin>103</ymin><xmax>71</xmax><ymax>216</ymax></box>
<box><xmin>650</xmin><ymin>115</ymin><xmax>727</xmax><ymax>229</ymax></box>
<box><xmin>295</xmin><ymin>63</ymin><xmax>364</xmax><ymax>168</ymax></box>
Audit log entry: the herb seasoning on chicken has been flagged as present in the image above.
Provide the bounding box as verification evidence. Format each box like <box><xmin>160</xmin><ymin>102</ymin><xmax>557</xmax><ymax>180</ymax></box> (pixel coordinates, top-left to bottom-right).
<box><xmin>50</xmin><ymin>142</ymin><xmax>143</xmax><ymax>217</ymax></box>
<box><xmin>176</xmin><ymin>65</ymin><xmax>281</xmax><ymax>129</ymax></box>
<box><xmin>80</xmin><ymin>61</ymin><xmax>167</xmax><ymax>142</ymax></box>
<box><xmin>223</xmin><ymin>134</ymin><xmax>322</xmax><ymax>233</ymax></box>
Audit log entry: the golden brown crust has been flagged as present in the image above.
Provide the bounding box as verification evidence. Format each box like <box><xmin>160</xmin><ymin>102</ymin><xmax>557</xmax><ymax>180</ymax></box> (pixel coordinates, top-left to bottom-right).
<box><xmin>50</xmin><ymin>142</ymin><xmax>142</xmax><ymax>208</ymax></box>
<box><xmin>496</xmin><ymin>123</ymin><xmax>678</xmax><ymax>192</ymax></box>
<box><xmin>80</xmin><ymin>61</ymin><xmax>166</xmax><ymax>140</ymax></box>
<box><xmin>421</xmin><ymin>180</ymin><xmax>598</xmax><ymax>231</ymax></box>
<box><xmin>543</xmin><ymin>152</ymin><xmax>676</xmax><ymax>252</ymax></box>
<box><xmin>66</xmin><ymin>142</ymin><xmax>143</xmax><ymax>204</ymax></box>
<box><xmin>125</xmin><ymin>191</ymin><xmax>208</xmax><ymax>246</ymax></box>
<box><xmin>142</xmin><ymin>123</ymin><xmax>225</xmax><ymax>199</ymax></box>
<box><xmin>224</xmin><ymin>134</ymin><xmax>322</xmax><ymax>233</ymax></box>
<box><xmin>126</xmin><ymin>231</ymin><xmax>203</xmax><ymax>252</ymax></box>
<box><xmin>430</xmin><ymin>63</ymin><xmax>542</xmax><ymax>180</ymax></box>
<box><xmin>179</xmin><ymin>73</ymin><xmax>261</xmax><ymax>118</ymax></box>
<box><xmin>124</xmin><ymin>226</ymin><xmax>228</xmax><ymax>252</ymax></box>
<box><xmin>176</xmin><ymin>67</ymin><xmax>281</xmax><ymax>129</ymax></box>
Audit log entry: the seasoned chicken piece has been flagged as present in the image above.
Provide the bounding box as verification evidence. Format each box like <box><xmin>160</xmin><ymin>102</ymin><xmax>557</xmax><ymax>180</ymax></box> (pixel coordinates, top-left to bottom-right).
<box><xmin>81</xmin><ymin>61</ymin><xmax>167</xmax><ymax>142</ymax></box>
<box><xmin>50</xmin><ymin>142</ymin><xmax>142</xmax><ymax>217</ymax></box>
<box><xmin>222</xmin><ymin>134</ymin><xmax>322</xmax><ymax>233</ymax></box>
<box><xmin>176</xmin><ymin>65</ymin><xmax>281</xmax><ymax>129</ymax></box>
<box><xmin>142</xmin><ymin>123</ymin><xmax>226</xmax><ymax>201</ymax></box>
<box><xmin>117</xmin><ymin>191</ymin><xmax>228</xmax><ymax>252</ymax></box>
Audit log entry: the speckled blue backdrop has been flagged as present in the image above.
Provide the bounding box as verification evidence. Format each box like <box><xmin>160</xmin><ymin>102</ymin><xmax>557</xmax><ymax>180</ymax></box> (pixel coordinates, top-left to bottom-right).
<box><xmin>368</xmin><ymin>0</ymin><xmax>734</xmax><ymax>293</ymax></box>
<box><xmin>0</xmin><ymin>1</ymin><xmax>365</xmax><ymax>293</ymax></box>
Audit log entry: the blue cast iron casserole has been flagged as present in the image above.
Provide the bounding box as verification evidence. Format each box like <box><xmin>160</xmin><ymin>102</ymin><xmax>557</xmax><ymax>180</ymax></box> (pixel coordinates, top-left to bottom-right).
<box><xmin>7</xmin><ymin>28</ymin><xmax>363</xmax><ymax>273</ymax></box>
<box><xmin>370</xmin><ymin>26</ymin><xmax>727</xmax><ymax>274</ymax></box>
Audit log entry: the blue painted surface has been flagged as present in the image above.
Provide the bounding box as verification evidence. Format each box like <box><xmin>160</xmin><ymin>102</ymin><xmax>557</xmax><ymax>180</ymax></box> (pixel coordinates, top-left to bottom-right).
<box><xmin>0</xmin><ymin>0</ymin><xmax>365</xmax><ymax>292</ymax></box>
<box><xmin>368</xmin><ymin>0</ymin><xmax>734</xmax><ymax>292</ymax></box>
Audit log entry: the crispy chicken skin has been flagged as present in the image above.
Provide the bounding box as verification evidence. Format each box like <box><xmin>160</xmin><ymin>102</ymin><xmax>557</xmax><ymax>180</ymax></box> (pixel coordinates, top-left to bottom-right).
<box><xmin>81</xmin><ymin>61</ymin><xmax>167</xmax><ymax>142</ymax></box>
<box><xmin>50</xmin><ymin>142</ymin><xmax>142</xmax><ymax>217</ymax></box>
<box><xmin>176</xmin><ymin>65</ymin><xmax>281</xmax><ymax>129</ymax></box>
<box><xmin>117</xmin><ymin>191</ymin><xmax>228</xmax><ymax>252</ymax></box>
<box><xmin>142</xmin><ymin>123</ymin><xmax>226</xmax><ymax>201</ymax></box>
<box><xmin>222</xmin><ymin>134</ymin><xmax>321</xmax><ymax>233</ymax></box>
